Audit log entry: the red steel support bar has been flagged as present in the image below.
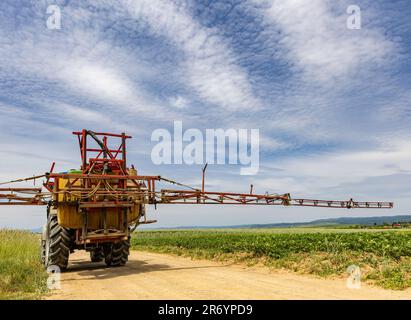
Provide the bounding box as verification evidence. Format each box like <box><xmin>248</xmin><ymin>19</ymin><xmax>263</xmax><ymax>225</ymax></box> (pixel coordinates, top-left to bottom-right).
<box><xmin>88</xmin><ymin>158</ymin><xmax>124</xmax><ymax>163</ymax></box>
<box><xmin>85</xmin><ymin>148</ymin><xmax>124</xmax><ymax>153</ymax></box>
<box><xmin>81</xmin><ymin>129</ymin><xmax>87</xmax><ymax>170</ymax></box>
<box><xmin>122</xmin><ymin>132</ymin><xmax>127</xmax><ymax>171</ymax></box>
<box><xmin>160</xmin><ymin>189</ymin><xmax>289</xmax><ymax>199</ymax></box>
<box><xmin>73</xmin><ymin>132</ymin><xmax>132</xmax><ymax>139</ymax></box>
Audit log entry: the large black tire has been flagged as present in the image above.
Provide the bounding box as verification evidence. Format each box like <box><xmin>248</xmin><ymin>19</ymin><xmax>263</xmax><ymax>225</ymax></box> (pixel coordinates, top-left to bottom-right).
<box><xmin>90</xmin><ymin>246</ymin><xmax>104</xmax><ymax>262</ymax></box>
<box><xmin>44</xmin><ymin>214</ymin><xmax>71</xmax><ymax>270</ymax></box>
<box><xmin>103</xmin><ymin>238</ymin><xmax>130</xmax><ymax>267</ymax></box>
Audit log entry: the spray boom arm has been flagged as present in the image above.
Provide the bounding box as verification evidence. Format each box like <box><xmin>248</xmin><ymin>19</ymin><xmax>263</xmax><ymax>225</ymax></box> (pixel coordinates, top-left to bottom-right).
<box><xmin>0</xmin><ymin>174</ymin><xmax>394</xmax><ymax>210</ymax></box>
<box><xmin>0</xmin><ymin>129</ymin><xmax>394</xmax><ymax>210</ymax></box>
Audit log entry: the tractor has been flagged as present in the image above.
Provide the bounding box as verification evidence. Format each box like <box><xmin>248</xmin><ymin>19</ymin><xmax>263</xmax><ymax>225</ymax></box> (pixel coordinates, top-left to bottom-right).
<box><xmin>0</xmin><ymin>130</ymin><xmax>393</xmax><ymax>270</ymax></box>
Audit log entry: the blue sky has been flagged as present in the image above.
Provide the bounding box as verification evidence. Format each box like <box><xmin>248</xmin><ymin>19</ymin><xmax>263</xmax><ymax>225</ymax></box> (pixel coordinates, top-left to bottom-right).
<box><xmin>0</xmin><ymin>0</ymin><xmax>410</xmax><ymax>228</ymax></box>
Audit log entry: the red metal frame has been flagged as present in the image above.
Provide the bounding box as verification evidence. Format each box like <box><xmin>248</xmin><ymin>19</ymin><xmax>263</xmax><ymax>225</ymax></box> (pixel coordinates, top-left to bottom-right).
<box><xmin>0</xmin><ymin>188</ymin><xmax>45</xmax><ymax>205</ymax></box>
<box><xmin>73</xmin><ymin>130</ymin><xmax>131</xmax><ymax>176</ymax></box>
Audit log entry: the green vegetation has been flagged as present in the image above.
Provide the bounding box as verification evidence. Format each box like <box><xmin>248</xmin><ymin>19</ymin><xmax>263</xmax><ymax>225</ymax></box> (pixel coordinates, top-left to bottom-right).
<box><xmin>0</xmin><ymin>230</ymin><xmax>48</xmax><ymax>299</ymax></box>
<box><xmin>317</xmin><ymin>222</ymin><xmax>411</xmax><ymax>230</ymax></box>
<box><xmin>132</xmin><ymin>228</ymin><xmax>411</xmax><ymax>290</ymax></box>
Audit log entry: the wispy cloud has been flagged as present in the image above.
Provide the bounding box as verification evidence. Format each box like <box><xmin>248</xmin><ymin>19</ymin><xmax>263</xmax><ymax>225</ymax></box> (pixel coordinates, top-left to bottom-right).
<box><xmin>125</xmin><ymin>0</ymin><xmax>262</xmax><ymax>111</ymax></box>
<box><xmin>255</xmin><ymin>0</ymin><xmax>397</xmax><ymax>83</ymax></box>
<box><xmin>59</xmin><ymin>61</ymin><xmax>135</xmax><ymax>105</ymax></box>
<box><xmin>241</xmin><ymin>0</ymin><xmax>408</xmax><ymax>148</ymax></box>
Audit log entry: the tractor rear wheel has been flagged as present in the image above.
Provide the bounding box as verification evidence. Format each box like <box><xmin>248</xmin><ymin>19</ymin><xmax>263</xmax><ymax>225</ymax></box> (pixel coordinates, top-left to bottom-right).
<box><xmin>43</xmin><ymin>214</ymin><xmax>71</xmax><ymax>270</ymax></box>
<box><xmin>103</xmin><ymin>238</ymin><xmax>130</xmax><ymax>267</ymax></box>
<box><xmin>90</xmin><ymin>246</ymin><xmax>104</xmax><ymax>262</ymax></box>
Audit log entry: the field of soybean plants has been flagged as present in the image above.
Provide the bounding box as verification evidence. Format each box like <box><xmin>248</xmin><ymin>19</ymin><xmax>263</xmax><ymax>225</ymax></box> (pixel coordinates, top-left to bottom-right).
<box><xmin>131</xmin><ymin>228</ymin><xmax>411</xmax><ymax>290</ymax></box>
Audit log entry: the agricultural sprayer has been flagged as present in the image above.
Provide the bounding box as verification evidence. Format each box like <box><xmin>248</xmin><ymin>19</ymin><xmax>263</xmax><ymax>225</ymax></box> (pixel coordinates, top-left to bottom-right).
<box><xmin>0</xmin><ymin>130</ymin><xmax>393</xmax><ymax>270</ymax></box>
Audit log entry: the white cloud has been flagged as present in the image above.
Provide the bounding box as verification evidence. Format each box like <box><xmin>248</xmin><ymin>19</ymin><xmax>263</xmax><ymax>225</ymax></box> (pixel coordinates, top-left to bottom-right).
<box><xmin>169</xmin><ymin>95</ymin><xmax>189</xmax><ymax>109</ymax></box>
<box><xmin>0</xmin><ymin>4</ymin><xmax>177</xmax><ymax>120</ymax></box>
<box><xmin>240</xmin><ymin>0</ymin><xmax>405</xmax><ymax>146</ymax></box>
<box><xmin>125</xmin><ymin>0</ymin><xmax>261</xmax><ymax>110</ymax></box>
<box><xmin>52</xmin><ymin>102</ymin><xmax>144</xmax><ymax>134</ymax></box>
<box><xmin>59</xmin><ymin>61</ymin><xmax>135</xmax><ymax>105</ymax></box>
<box><xmin>257</xmin><ymin>0</ymin><xmax>397</xmax><ymax>83</ymax></box>
<box><xmin>259</xmin><ymin>134</ymin><xmax>291</xmax><ymax>150</ymax></box>
<box><xmin>260</xmin><ymin>139</ymin><xmax>411</xmax><ymax>197</ymax></box>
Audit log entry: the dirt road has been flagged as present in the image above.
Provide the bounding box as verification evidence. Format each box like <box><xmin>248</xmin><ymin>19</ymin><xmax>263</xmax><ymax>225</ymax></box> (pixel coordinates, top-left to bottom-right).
<box><xmin>48</xmin><ymin>250</ymin><xmax>411</xmax><ymax>300</ymax></box>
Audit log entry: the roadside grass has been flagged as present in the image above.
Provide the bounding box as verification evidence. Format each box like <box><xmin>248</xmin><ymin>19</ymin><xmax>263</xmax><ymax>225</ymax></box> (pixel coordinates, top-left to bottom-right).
<box><xmin>131</xmin><ymin>229</ymin><xmax>411</xmax><ymax>290</ymax></box>
<box><xmin>0</xmin><ymin>230</ymin><xmax>48</xmax><ymax>299</ymax></box>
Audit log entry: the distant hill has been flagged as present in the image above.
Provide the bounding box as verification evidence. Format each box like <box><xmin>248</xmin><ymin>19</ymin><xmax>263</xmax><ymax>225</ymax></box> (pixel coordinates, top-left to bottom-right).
<box><xmin>153</xmin><ymin>215</ymin><xmax>411</xmax><ymax>229</ymax></box>
<box><xmin>31</xmin><ymin>215</ymin><xmax>411</xmax><ymax>232</ymax></box>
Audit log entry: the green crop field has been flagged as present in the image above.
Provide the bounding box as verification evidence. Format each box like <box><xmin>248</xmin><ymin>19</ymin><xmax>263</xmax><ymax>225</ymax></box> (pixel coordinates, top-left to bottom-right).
<box><xmin>131</xmin><ymin>228</ymin><xmax>411</xmax><ymax>290</ymax></box>
<box><xmin>0</xmin><ymin>230</ymin><xmax>48</xmax><ymax>300</ymax></box>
